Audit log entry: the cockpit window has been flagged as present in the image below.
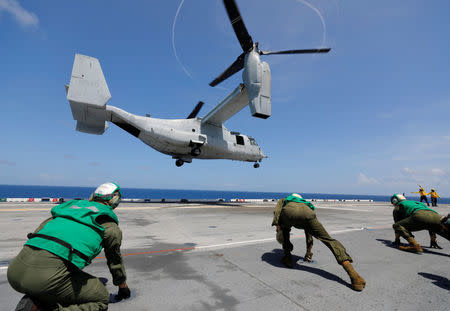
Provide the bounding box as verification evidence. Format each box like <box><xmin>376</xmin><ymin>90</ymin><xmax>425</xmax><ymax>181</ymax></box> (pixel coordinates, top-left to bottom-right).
<box><xmin>248</xmin><ymin>137</ymin><xmax>258</xmax><ymax>146</ymax></box>
<box><xmin>236</xmin><ymin>135</ymin><xmax>245</xmax><ymax>145</ymax></box>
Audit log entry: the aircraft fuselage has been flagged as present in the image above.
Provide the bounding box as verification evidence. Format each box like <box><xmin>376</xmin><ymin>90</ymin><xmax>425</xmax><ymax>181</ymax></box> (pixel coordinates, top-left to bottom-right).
<box><xmin>107</xmin><ymin>106</ymin><xmax>265</xmax><ymax>163</ymax></box>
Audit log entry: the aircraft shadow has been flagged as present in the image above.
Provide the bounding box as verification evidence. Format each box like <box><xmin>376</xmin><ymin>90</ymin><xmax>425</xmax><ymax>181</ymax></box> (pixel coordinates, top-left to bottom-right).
<box><xmin>261</xmin><ymin>249</ymin><xmax>349</xmax><ymax>289</ymax></box>
<box><xmin>418</xmin><ymin>272</ymin><xmax>450</xmax><ymax>291</ymax></box>
<box><xmin>376</xmin><ymin>239</ymin><xmax>450</xmax><ymax>257</ymax></box>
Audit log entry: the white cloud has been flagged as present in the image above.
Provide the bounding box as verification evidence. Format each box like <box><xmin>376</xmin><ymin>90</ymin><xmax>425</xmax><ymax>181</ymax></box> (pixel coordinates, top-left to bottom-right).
<box><xmin>389</xmin><ymin>167</ymin><xmax>449</xmax><ymax>191</ymax></box>
<box><xmin>40</xmin><ymin>173</ymin><xmax>62</xmax><ymax>181</ymax></box>
<box><xmin>0</xmin><ymin>0</ymin><xmax>39</xmax><ymax>28</ymax></box>
<box><xmin>401</xmin><ymin>167</ymin><xmax>447</xmax><ymax>178</ymax></box>
<box><xmin>430</xmin><ymin>168</ymin><xmax>446</xmax><ymax>176</ymax></box>
<box><xmin>357</xmin><ymin>173</ymin><xmax>380</xmax><ymax>185</ymax></box>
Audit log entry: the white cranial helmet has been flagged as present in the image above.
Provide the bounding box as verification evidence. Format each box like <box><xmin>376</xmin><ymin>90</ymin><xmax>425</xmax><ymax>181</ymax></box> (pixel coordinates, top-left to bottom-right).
<box><xmin>291</xmin><ymin>193</ymin><xmax>302</xmax><ymax>199</ymax></box>
<box><xmin>390</xmin><ymin>193</ymin><xmax>406</xmax><ymax>205</ymax></box>
<box><xmin>91</xmin><ymin>182</ymin><xmax>122</xmax><ymax>208</ymax></box>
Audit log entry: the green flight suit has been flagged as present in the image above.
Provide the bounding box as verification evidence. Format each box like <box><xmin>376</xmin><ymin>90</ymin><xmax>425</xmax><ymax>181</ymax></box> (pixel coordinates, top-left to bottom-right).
<box><xmin>7</xmin><ymin>215</ymin><xmax>127</xmax><ymax>311</ymax></box>
<box><xmin>272</xmin><ymin>198</ymin><xmax>352</xmax><ymax>263</ymax></box>
<box><xmin>393</xmin><ymin>201</ymin><xmax>450</xmax><ymax>241</ymax></box>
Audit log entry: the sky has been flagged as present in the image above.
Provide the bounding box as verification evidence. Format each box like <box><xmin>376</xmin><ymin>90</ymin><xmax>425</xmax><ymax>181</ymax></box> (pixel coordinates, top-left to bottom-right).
<box><xmin>0</xmin><ymin>0</ymin><xmax>449</xmax><ymax>196</ymax></box>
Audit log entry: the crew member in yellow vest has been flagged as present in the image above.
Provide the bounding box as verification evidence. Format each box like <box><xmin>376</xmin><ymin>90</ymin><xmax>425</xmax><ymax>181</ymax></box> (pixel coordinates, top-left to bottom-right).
<box><xmin>391</xmin><ymin>193</ymin><xmax>449</xmax><ymax>253</ymax></box>
<box><xmin>7</xmin><ymin>182</ymin><xmax>130</xmax><ymax>311</ymax></box>
<box><xmin>411</xmin><ymin>186</ymin><xmax>429</xmax><ymax>206</ymax></box>
<box><xmin>272</xmin><ymin>193</ymin><xmax>366</xmax><ymax>291</ymax></box>
<box><xmin>429</xmin><ymin>188</ymin><xmax>440</xmax><ymax>207</ymax></box>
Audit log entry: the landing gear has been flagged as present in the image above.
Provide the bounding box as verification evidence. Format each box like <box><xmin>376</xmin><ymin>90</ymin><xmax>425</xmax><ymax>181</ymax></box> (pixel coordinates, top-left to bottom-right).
<box><xmin>253</xmin><ymin>162</ymin><xmax>260</xmax><ymax>168</ymax></box>
<box><xmin>175</xmin><ymin>159</ymin><xmax>184</xmax><ymax>167</ymax></box>
<box><xmin>190</xmin><ymin>147</ymin><xmax>201</xmax><ymax>157</ymax></box>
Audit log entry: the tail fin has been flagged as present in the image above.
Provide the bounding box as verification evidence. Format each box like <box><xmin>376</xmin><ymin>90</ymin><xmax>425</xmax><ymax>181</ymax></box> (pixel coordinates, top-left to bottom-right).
<box><xmin>66</xmin><ymin>54</ymin><xmax>110</xmax><ymax>134</ymax></box>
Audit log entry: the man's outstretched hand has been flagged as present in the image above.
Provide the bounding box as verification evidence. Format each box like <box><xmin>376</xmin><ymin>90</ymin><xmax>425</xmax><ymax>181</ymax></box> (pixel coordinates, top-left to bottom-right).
<box><xmin>304</xmin><ymin>251</ymin><xmax>313</xmax><ymax>262</ymax></box>
<box><xmin>115</xmin><ymin>283</ymin><xmax>131</xmax><ymax>301</ymax></box>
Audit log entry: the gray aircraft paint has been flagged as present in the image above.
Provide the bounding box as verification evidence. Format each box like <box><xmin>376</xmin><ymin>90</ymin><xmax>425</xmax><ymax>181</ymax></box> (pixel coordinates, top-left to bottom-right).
<box><xmin>66</xmin><ymin>0</ymin><xmax>329</xmax><ymax>167</ymax></box>
<box><xmin>66</xmin><ymin>54</ymin><xmax>269</xmax><ymax>167</ymax></box>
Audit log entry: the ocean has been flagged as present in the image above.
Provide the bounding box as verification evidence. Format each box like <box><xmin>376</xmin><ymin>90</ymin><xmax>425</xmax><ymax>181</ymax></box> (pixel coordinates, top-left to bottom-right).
<box><xmin>1</xmin><ymin>184</ymin><xmax>448</xmax><ymax>203</ymax></box>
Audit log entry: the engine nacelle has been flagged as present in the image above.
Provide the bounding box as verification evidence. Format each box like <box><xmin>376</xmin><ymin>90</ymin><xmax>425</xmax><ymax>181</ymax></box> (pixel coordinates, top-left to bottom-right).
<box><xmin>242</xmin><ymin>51</ymin><xmax>271</xmax><ymax>119</ymax></box>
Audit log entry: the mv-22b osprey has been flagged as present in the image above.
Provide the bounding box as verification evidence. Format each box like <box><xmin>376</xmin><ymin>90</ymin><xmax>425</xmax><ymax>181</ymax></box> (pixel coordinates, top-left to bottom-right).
<box><xmin>65</xmin><ymin>0</ymin><xmax>330</xmax><ymax>167</ymax></box>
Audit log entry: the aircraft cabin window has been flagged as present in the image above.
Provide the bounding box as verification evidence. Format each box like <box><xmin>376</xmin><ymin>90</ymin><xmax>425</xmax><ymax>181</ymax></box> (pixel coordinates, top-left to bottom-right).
<box><xmin>236</xmin><ymin>135</ymin><xmax>245</xmax><ymax>145</ymax></box>
<box><xmin>192</xmin><ymin>129</ymin><xmax>195</xmax><ymax>132</ymax></box>
<box><xmin>248</xmin><ymin>137</ymin><xmax>257</xmax><ymax>146</ymax></box>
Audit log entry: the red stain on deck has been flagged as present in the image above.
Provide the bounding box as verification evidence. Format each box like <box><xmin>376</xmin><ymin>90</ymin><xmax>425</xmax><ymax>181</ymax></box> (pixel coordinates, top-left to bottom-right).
<box><xmin>95</xmin><ymin>246</ymin><xmax>195</xmax><ymax>260</ymax></box>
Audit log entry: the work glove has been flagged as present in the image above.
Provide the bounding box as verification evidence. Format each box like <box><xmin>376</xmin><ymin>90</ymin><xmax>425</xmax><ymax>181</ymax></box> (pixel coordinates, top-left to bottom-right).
<box><xmin>304</xmin><ymin>251</ymin><xmax>313</xmax><ymax>262</ymax></box>
<box><xmin>114</xmin><ymin>286</ymin><xmax>131</xmax><ymax>301</ymax></box>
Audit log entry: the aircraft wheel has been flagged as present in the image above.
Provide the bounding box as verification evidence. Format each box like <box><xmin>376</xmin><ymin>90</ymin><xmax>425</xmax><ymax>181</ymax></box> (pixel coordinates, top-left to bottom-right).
<box><xmin>191</xmin><ymin>147</ymin><xmax>201</xmax><ymax>157</ymax></box>
<box><xmin>175</xmin><ymin>159</ymin><xmax>184</xmax><ymax>167</ymax></box>
<box><xmin>253</xmin><ymin>163</ymin><xmax>260</xmax><ymax>168</ymax></box>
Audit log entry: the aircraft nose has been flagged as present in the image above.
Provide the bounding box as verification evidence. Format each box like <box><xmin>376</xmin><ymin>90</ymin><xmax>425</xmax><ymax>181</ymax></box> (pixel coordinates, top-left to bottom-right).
<box><xmin>259</xmin><ymin>148</ymin><xmax>267</xmax><ymax>158</ymax></box>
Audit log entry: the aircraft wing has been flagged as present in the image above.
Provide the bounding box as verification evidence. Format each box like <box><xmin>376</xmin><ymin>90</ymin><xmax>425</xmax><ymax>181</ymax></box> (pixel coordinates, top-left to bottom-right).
<box><xmin>201</xmin><ymin>84</ymin><xmax>249</xmax><ymax>126</ymax></box>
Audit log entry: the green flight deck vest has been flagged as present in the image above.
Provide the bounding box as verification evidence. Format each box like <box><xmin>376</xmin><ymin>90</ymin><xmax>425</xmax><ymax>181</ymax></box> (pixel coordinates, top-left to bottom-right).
<box><xmin>26</xmin><ymin>200</ymin><xmax>119</xmax><ymax>269</ymax></box>
<box><xmin>283</xmin><ymin>195</ymin><xmax>316</xmax><ymax>210</ymax></box>
<box><xmin>398</xmin><ymin>200</ymin><xmax>438</xmax><ymax>219</ymax></box>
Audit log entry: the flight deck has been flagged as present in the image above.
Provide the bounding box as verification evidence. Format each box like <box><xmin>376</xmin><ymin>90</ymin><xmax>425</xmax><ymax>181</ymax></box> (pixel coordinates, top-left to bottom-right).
<box><xmin>0</xmin><ymin>202</ymin><xmax>448</xmax><ymax>310</ymax></box>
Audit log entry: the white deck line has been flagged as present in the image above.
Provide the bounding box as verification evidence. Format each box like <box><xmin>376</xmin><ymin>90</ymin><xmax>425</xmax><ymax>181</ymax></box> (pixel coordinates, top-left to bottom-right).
<box><xmin>195</xmin><ymin>227</ymin><xmax>366</xmax><ymax>250</ymax></box>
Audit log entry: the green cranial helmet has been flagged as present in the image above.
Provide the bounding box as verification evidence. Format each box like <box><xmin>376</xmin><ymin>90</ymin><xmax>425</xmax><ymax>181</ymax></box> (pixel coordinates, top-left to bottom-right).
<box><xmin>390</xmin><ymin>193</ymin><xmax>406</xmax><ymax>205</ymax></box>
<box><xmin>91</xmin><ymin>182</ymin><xmax>122</xmax><ymax>209</ymax></box>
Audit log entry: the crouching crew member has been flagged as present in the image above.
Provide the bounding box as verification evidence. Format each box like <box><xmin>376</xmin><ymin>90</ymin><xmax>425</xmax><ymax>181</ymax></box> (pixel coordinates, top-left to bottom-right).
<box><xmin>391</xmin><ymin>193</ymin><xmax>449</xmax><ymax>253</ymax></box>
<box><xmin>8</xmin><ymin>182</ymin><xmax>131</xmax><ymax>311</ymax></box>
<box><xmin>392</xmin><ymin>194</ymin><xmax>442</xmax><ymax>249</ymax></box>
<box><xmin>272</xmin><ymin>193</ymin><xmax>366</xmax><ymax>291</ymax></box>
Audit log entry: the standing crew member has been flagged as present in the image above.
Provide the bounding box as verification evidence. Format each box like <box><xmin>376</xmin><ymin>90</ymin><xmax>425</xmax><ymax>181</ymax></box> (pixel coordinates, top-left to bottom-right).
<box><xmin>429</xmin><ymin>188</ymin><xmax>440</xmax><ymax>207</ymax></box>
<box><xmin>8</xmin><ymin>182</ymin><xmax>131</xmax><ymax>311</ymax></box>
<box><xmin>412</xmin><ymin>186</ymin><xmax>429</xmax><ymax>206</ymax></box>
<box><xmin>391</xmin><ymin>193</ymin><xmax>449</xmax><ymax>253</ymax></box>
<box><xmin>272</xmin><ymin>193</ymin><xmax>366</xmax><ymax>291</ymax></box>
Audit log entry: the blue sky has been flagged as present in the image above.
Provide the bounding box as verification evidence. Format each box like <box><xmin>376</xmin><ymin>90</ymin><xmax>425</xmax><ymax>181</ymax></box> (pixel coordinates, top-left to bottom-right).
<box><xmin>0</xmin><ymin>0</ymin><xmax>449</xmax><ymax>196</ymax></box>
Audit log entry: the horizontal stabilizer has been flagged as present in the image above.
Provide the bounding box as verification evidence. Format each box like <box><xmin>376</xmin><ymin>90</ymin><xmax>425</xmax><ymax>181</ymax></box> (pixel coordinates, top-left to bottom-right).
<box><xmin>76</xmin><ymin>120</ymin><xmax>108</xmax><ymax>135</ymax></box>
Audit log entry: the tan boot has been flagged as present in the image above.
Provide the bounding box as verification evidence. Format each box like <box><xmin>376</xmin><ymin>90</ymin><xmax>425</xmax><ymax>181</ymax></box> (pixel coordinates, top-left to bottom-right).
<box><xmin>399</xmin><ymin>237</ymin><xmax>423</xmax><ymax>253</ymax></box>
<box><xmin>342</xmin><ymin>261</ymin><xmax>366</xmax><ymax>291</ymax></box>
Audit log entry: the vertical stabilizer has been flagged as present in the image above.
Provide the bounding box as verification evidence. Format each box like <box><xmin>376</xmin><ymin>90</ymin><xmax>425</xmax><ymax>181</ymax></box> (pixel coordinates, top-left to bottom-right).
<box><xmin>66</xmin><ymin>54</ymin><xmax>110</xmax><ymax>134</ymax></box>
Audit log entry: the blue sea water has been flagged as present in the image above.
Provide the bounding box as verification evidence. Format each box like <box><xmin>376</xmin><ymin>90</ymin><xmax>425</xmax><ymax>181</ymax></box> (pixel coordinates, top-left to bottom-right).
<box><xmin>2</xmin><ymin>184</ymin><xmax>448</xmax><ymax>203</ymax></box>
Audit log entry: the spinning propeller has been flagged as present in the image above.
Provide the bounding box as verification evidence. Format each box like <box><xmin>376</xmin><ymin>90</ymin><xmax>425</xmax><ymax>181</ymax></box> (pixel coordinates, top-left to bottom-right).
<box><xmin>210</xmin><ymin>0</ymin><xmax>330</xmax><ymax>87</ymax></box>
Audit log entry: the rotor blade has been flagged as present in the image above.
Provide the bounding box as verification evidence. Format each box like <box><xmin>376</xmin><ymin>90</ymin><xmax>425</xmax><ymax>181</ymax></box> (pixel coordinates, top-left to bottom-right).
<box><xmin>187</xmin><ymin>101</ymin><xmax>204</xmax><ymax>119</ymax></box>
<box><xmin>259</xmin><ymin>48</ymin><xmax>331</xmax><ymax>55</ymax></box>
<box><xmin>223</xmin><ymin>0</ymin><xmax>253</xmax><ymax>52</ymax></box>
<box><xmin>209</xmin><ymin>53</ymin><xmax>245</xmax><ymax>87</ymax></box>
